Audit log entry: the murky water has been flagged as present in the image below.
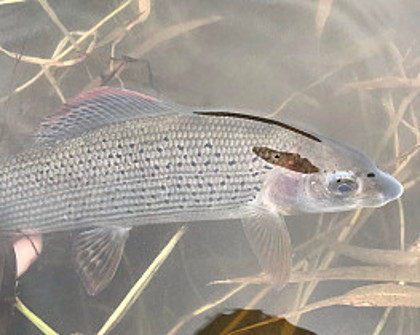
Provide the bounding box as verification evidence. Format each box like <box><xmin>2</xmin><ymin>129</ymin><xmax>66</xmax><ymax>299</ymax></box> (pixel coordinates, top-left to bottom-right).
<box><xmin>0</xmin><ymin>0</ymin><xmax>419</xmax><ymax>334</ymax></box>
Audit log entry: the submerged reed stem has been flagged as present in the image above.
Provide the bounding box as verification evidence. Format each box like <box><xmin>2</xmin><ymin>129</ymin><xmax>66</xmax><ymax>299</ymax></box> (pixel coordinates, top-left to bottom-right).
<box><xmin>97</xmin><ymin>225</ymin><xmax>187</xmax><ymax>335</ymax></box>
<box><xmin>15</xmin><ymin>298</ymin><xmax>59</xmax><ymax>335</ymax></box>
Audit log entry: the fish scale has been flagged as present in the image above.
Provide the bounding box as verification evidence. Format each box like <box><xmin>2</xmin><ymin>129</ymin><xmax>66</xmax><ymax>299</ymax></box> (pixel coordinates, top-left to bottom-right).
<box><xmin>0</xmin><ymin>114</ymin><xmax>280</xmax><ymax>233</ymax></box>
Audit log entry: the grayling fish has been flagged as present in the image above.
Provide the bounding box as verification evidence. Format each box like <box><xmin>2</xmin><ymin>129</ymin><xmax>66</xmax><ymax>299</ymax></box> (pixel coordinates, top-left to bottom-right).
<box><xmin>0</xmin><ymin>87</ymin><xmax>403</xmax><ymax>295</ymax></box>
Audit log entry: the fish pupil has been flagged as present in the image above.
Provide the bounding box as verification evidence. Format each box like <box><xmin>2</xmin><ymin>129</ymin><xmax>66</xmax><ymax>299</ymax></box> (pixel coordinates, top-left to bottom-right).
<box><xmin>337</xmin><ymin>183</ymin><xmax>353</xmax><ymax>193</ymax></box>
<box><xmin>328</xmin><ymin>172</ymin><xmax>358</xmax><ymax>195</ymax></box>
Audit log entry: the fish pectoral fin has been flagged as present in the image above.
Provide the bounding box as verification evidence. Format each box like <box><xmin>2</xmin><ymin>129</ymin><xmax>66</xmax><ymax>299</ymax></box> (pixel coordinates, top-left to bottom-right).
<box><xmin>240</xmin><ymin>204</ymin><xmax>292</xmax><ymax>289</ymax></box>
<box><xmin>72</xmin><ymin>226</ymin><xmax>131</xmax><ymax>296</ymax></box>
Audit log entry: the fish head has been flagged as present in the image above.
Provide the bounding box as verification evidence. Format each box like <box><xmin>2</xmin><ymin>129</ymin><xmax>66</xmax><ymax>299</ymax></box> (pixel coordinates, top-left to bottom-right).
<box><xmin>259</xmin><ymin>141</ymin><xmax>403</xmax><ymax>214</ymax></box>
<box><xmin>298</xmin><ymin>165</ymin><xmax>403</xmax><ymax>213</ymax></box>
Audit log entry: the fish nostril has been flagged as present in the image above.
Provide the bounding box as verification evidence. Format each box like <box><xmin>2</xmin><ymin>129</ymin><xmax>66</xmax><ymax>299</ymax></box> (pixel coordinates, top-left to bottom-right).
<box><xmin>367</xmin><ymin>172</ymin><xmax>375</xmax><ymax>178</ymax></box>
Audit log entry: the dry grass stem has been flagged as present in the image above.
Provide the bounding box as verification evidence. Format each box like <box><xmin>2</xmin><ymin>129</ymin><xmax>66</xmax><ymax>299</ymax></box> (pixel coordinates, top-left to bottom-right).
<box><xmin>0</xmin><ymin>0</ymin><xmax>25</xmax><ymax>5</ymax></box>
<box><xmin>212</xmin><ymin>264</ymin><xmax>420</xmax><ymax>285</ymax></box>
<box><xmin>372</xmin><ymin>307</ymin><xmax>393</xmax><ymax>335</ymax></box>
<box><xmin>38</xmin><ymin>0</ymin><xmax>79</xmax><ymax>50</ymax></box>
<box><xmin>97</xmin><ymin>226</ymin><xmax>187</xmax><ymax>335</ymax></box>
<box><xmin>109</xmin><ymin>0</ymin><xmax>151</xmax><ymax>59</ymax></box>
<box><xmin>83</xmin><ymin>16</ymin><xmax>221</xmax><ymax>91</ymax></box>
<box><xmin>284</xmin><ymin>284</ymin><xmax>420</xmax><ymax>319</ymax></box>
<box><xmin>167</xmin><ymin>283</ymin><xmax>249</xmax><ymax>335</ymax></box>
<box><xmin>15</xmin><ymin>298</ymin><xmax>59</xmax><ymax>335</ymax></box>
<box><xmin>341</xmin><ymin>76</ymin><xmax>420</xmax><ymax>91</ymax></box>
<box><xmin>315</xmin><ymin>0</ymin><xmax>334</xmax><ymax>38</ymax></box>
<box><xmin>0</xmin><ymin>0</ymin><xmax>132</xmax><ymax>103</ymax></box>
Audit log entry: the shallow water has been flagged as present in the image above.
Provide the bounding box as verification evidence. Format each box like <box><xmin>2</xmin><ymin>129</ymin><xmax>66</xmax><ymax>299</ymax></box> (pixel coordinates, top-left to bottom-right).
<box><xmin>0</xmin><ymin>0</ymin><xmax>419</xmax><ymax>334</ymax></box>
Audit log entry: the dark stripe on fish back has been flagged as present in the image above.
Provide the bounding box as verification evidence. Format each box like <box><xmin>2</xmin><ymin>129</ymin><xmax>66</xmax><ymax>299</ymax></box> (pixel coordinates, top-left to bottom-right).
<box><xmin>194</xmin><ymin>111</ymin><xmax>322</xmax><ymax>143</ymax></box>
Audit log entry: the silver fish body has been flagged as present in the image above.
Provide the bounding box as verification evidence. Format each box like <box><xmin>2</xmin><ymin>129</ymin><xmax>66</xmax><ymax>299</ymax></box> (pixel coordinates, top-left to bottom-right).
<box><xmin>1</xmin><ymin>114</ymin><xmax>295</xmax><ymax>231</ymax></box>
<box><xmin>0</xmin><ymin>87</ymin><xmax>403</xmax><ymax>295</ymax></box>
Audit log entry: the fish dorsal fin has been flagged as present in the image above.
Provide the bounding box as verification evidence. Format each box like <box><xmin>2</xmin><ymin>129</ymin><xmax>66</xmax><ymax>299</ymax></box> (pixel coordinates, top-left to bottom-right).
<box><xmin>38</xmin><ymin>86</ymin><xmax>178</xmax><ymax>145</ymax></box>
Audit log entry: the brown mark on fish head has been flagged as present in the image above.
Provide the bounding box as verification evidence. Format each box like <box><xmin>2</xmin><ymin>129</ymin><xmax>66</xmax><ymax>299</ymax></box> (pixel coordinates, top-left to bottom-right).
<box><xmin>253</xmin><ymin>146</ymin><xmax>319</xmax><ymax>174</ymax></box>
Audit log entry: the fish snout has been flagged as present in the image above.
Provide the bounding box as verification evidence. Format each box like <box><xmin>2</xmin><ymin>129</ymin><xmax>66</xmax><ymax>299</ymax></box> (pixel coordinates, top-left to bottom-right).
<box><xmin>375</xmin><ymin>171</ymin><xmax>404</xmax><ymax>204</ymax></box>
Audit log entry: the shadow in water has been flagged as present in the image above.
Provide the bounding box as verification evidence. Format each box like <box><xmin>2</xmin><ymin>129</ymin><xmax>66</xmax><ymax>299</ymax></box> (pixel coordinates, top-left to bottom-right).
<box><xmin>195</xmin><ymin>309</ymin><xmax>316</xmax><ymax>335</ymax></box>
<box><xmin>0</xmin><ymin>239</ymin><xmax>17</xmax><ymax>335</ymax></box>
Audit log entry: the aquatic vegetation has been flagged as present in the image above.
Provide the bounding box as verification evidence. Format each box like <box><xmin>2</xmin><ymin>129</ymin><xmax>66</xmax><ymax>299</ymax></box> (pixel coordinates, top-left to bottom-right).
<box><xmin>0</xmin><ymin>0</ymin><xmax>418</xmax><ymax>334</ymax></box>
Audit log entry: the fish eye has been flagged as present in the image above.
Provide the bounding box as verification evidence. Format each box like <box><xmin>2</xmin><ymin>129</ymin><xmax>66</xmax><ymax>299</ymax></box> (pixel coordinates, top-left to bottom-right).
<box><xmin>328</xmin><ymin>172</ymin><xmax>358</xmax><ymax>196</ymax></box>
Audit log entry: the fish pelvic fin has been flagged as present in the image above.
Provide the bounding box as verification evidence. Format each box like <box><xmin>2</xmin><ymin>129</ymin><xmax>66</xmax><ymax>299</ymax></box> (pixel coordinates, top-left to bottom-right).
<box><xmin>72</xmin><ymin>226</ymin><xmax>130</xmax><ymax>296</ymax></box>
<box><xmin>37</xmin><ymin>86</ymin><xmax>181</xmax><ymax>145</ymax></box>
<box><xmin>241</xmin><ymin>204</ymin><xmax>291</xmax><ymax>289</ymax></box>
